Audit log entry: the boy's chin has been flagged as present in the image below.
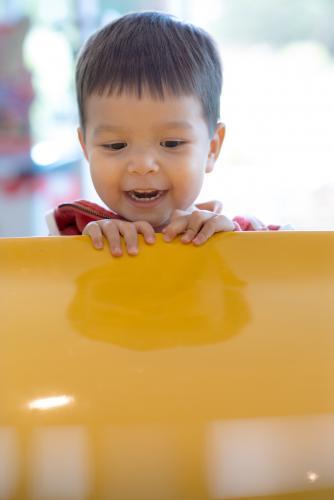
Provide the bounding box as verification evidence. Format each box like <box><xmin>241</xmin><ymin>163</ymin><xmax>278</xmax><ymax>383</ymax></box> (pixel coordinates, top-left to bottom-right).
<box><xmin>136</xmin><ymin>214</ymin><xmax>170</xmax><ymax>229</ymax></box>
<box><xmin>119</xmin><ymin>209</ymin><xmax>171</xmax><ymax>229</ymax></box>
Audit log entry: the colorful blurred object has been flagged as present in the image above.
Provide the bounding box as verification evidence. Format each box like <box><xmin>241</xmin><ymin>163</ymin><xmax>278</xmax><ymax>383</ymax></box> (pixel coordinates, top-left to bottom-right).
<box><xmin>0</xmin><ymin>17</ymin><xmax>34</xmax><ymax>176</ymax></box>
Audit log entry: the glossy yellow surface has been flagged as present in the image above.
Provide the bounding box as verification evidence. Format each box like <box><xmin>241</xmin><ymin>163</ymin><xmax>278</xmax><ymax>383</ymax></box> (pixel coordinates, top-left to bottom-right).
<box><xmin>1</xmin><ymin>232</ymin><xmax>334</xmax><ymax>500</ymax></box>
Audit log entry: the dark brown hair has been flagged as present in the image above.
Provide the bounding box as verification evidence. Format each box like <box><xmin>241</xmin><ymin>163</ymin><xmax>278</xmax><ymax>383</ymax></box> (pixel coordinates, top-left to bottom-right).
<box><xmin>76</xmin><ymin>11</ymin><xmax>222</xmax><ymax>137</ymax></box>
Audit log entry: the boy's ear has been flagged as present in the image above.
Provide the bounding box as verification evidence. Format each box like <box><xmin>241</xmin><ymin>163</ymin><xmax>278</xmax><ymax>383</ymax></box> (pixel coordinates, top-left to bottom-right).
<box><xmin>77</xmin><ymin>127</ymin><xmax>88</xmax><ymax>161</ymax></box>
<box><xmin>206</xmin><ymin>122</ymin><xmax>225</xmax><ymax>173</ymax></box>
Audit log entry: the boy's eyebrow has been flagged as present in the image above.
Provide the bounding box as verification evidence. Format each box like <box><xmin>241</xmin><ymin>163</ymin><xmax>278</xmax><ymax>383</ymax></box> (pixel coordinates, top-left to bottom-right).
<box><xmin>93</xmin><ymin>121</ymin><xmax>194</xmax><ymax>136</ymax></box>
<box><xmin>156</xmin><ymin>120</ymin><xmax>194</xmax><ymax>130</ymax></box>
<box><xmin>93</xmin><ymin>125</ymin><xmax>126</xmax><ymax>136</ymax></box>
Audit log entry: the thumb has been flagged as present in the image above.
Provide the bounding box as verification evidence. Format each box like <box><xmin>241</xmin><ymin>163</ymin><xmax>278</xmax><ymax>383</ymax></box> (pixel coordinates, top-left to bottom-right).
<box><xmin>195</xmin><ymin>200</ymin><xmax>222</xmax><ymax>214</ymax></box>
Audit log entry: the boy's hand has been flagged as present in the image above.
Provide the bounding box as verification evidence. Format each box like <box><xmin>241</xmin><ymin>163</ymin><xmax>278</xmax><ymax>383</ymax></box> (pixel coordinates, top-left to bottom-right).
<box><xmin>82</xmin><ymin>219</ymin><xmax>155</xmax><ymax>256</ymax></box>
<box><xmin>195</xmin><ymin>199</ymin><xmax>222</xmax><ymax>214</ymax></box>
<box><xmin>162</xmin><ymin>210</ymin><xmax>235</xmax><ymax>245</ymax></box>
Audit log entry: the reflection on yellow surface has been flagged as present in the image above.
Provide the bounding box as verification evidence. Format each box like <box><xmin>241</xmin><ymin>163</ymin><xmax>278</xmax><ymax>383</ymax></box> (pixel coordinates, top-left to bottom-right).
<box><xmin>307</xmin><ymin>471</ymin><xmax>319</xmax><ymax>483</ymax></box>
<box><xmin>0</xmin><ymin>428</ymin><xmax>19</xmax><ymax>499</ymax></box>
<box><xmin>0</xmin><ymin>232</ymin><xmax>334</xmax><ymax>499</ymax></box>
<box><xmin>29</xmin><ymin>427</ymin><xmax>91</xmax><ymax>499</ymax></box>
<box><xmin>27</xmin><ymin>395</ymin><xmax>74</xmax><ymax>411</ymax></box>
<box><xmin>100</xmin><ymin>425</ymin><xmax>180</xmax><ymax>499</ymax></box>
<box><xmin>68</xmin><ymin>244</ymin><xmax>249</xmax><ymax>349</ymax></box>
<box><xmin>206</xmin><ymin>414</ymin><xmax>334</xmax><ymax>498</ymax></box>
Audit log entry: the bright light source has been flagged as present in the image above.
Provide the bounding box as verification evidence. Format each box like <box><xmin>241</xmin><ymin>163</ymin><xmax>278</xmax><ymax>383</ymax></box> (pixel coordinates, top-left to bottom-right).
<box><xmin>31</xmin><ymin>141</ymin><xmax>61</xmax><ymax>166</ymax></box>
<box><xmin>307</xmin><ymin>471</ymin><xmax>319</xmax><ymax>483</ymax></box>
<box><xmin>27</xmin><ymin>395</ymin><xmax>74</xmax><ymax>410</ymax></box>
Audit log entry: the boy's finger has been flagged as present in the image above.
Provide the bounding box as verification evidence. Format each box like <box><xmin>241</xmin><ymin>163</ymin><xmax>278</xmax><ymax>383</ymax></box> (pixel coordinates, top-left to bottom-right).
<box><xmin>134</xmin><ymin>221</ymin><xmax>156</xmax><ymax>244</ymax></box>
<box><xmin>118</xmin><ymin>222</ymin><xmax>139</xmax><ymax>255</ymax></box>
<box><xmin>195</xmin><ymin>200</ymin><xmax>222</xmax><ymax>214</ymax></box>
<box><xmin>162</xmin><ymin>217</ymin><xmax>188</xmax><ymax>241</ymax></box>
<box><xmin>180</xmin><ymin>227</ymin><xmax>198</xmax><ymax>243</ymax></box>
<box><xmin>180</xmin><ymin>211</ymin><xmax>212</xmax><ymax>242</ymax></box>
<box><xmin>101</xmin><ymin>221</ymin><xmax>123</xmax><ymax>256</ymax></box>
<box><xmin>193</xmin><ymin>215</ymin><xmax>235</xmax><ymax>245</ymax></box>
<box><xmin>192</xmin><ymin>218</ymin><xmax>217</xmax><ymax>245</ymax></box>
<box><xmin>82</xmin><ymin>221</ymin><xmax>104</xmax><ymax>249</ymax></box>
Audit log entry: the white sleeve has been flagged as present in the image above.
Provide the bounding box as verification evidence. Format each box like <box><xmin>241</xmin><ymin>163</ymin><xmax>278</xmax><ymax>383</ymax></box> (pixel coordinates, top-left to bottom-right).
<box><xmin>45</xmin><ymin>210</ymin><xmax>60</xmax><ymax>236</ymax></box>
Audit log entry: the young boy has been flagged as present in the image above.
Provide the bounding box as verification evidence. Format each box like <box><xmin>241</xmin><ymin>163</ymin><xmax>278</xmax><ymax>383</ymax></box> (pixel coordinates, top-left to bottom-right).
<box><xmin>47</xmin><ymin>11</ymin><xmax>285</xmax><ymax>257</ymax></box>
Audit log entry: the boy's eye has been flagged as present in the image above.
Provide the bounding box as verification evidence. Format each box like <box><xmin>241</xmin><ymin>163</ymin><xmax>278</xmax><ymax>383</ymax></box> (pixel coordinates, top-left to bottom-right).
<box><xmin>103</xmin><ymin>143</ymin><xmax>127</xmax><ymax>151</ymax></box>
<box><xmin>102</xmin><ymin>141</ymin><xmax>184</xmax><ymax>150</ymax></box>
<box><xmin>160</xmin><ymin>140</ymin><xmax>184</xmax><ymax>148</ymax></box>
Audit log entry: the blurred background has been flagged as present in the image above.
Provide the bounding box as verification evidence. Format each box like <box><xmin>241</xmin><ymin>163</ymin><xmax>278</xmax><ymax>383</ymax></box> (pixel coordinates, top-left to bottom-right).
<box><xmin>0</xmin><ymin>0</ymin><xmax>333</xmax><ymax>236</ymax></box>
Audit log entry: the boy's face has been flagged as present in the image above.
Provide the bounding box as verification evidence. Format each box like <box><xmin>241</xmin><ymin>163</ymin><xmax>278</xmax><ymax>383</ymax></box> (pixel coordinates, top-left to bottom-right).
<box><xmin>78</xmin><ymin>90</ymin><xmax>225</xmax><ymax>227</ymax></box>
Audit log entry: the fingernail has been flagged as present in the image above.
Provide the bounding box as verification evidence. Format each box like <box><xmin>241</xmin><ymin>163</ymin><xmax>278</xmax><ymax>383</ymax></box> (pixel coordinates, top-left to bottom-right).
<box><xmin>193</xmin><ymin>236</ymin><xmax>203</xmax><ymax>245</ymax></box>
<box><xmin>129</xmin><ymin>247</ymin><xmax>138</xmax><ymax>255</ymax></box>
<box><xmin>163</xmin><ymin>234</ymin><xmax>171</xmax><ymax>242</ymax></box>
<box><xmin>95</xmin><ymin>241</ymin><xmax>103</xmax><ymax>249</ymax></box>
<box><xmin>181</xmin><ymin>235</ymin><xmax>191</xmax><ymax>243</ymax></box>
<box><xmin>112</xmin><ymin>248</ymin><xmax>122</xmax><ymax>256</ymax></box>
<box><xmin>147</xmin><ymin>237</ymin><xmax>155</xmax><ymax>244</ymax></box>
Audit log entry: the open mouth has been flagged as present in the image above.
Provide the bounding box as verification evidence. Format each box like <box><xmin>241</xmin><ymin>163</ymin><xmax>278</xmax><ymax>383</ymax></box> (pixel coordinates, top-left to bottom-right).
<box><xmin>126</xmin><ymin>189</ymin><xmax>166</xmax><ymax>202</ymax></box>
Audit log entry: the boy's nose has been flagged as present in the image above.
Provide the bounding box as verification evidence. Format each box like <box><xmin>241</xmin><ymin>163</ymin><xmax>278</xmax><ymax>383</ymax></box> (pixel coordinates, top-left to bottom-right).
<box><xmin>127</xmin><ymin>155</ymin><xmax>159</xmax><ymax>175</ymax></box>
